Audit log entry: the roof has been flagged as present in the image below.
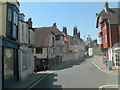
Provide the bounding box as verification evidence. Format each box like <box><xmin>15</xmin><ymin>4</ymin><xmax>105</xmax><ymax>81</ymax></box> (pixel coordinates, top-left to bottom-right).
<box><xmin>34</xmin><ymin>28</ymin><xmax>51</xmax><ymax>47</ymax></box>
<box><xmin>99</xmin><ymin>8</ymin><xmax>120</xmax><ymax>24</ymax></box>
<box><xmin>34</xmin><ymin>26</ymin><xmax>63</xmax><ymax>47</ymax></box>
<box><xmin>50</xmin><ymin>27</ymin><xmax>63</xmax><ymax>35</ymax></box>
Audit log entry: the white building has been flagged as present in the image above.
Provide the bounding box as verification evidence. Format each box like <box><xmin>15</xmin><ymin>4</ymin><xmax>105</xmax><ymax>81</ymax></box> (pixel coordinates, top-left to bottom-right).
<box><xmin>72</xmin><ymin>27</ymin><xmax>85</xmax><ymax>60</ymax></box>
<box><xmin>18</xmin><ymin>13</ymin><xmax>34</xmax><ymax>81</ymax></box>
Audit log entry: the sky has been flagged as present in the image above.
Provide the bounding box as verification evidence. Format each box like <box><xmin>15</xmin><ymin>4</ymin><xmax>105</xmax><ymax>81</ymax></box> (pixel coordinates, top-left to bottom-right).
<box><xmin>19</xmin><ymin>1</ymin><xmax>118</xmax><ymax>42</ymax></box>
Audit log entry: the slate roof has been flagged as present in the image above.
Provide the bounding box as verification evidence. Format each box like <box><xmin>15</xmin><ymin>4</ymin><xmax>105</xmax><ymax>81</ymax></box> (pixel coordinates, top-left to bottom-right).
<box><xmin>99</xmin><ymin>8</ymin><xmax>120</xmax><ymax>24</ymax></box>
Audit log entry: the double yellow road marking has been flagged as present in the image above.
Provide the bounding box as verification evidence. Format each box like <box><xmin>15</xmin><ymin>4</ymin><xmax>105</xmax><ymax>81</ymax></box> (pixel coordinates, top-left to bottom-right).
<box><xmin>92</xmin><ymin>58</ymin><xmax>119</xmax><ymax>89</ymax></box>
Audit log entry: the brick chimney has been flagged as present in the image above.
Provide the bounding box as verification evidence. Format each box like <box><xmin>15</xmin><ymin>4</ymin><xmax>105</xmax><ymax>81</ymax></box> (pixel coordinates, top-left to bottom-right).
<box><xmin>73</xmin><ymin>26</ymin><xmax>77</xmax><ymax>36</ymax></box>
<box><xmin>52</xmin><ymin>23</ymin><xmax>57</xmax><ymax>28</ymax></box>
<box><xmin>27</xmin><ymin>18</ymin><xmax>32</xmax><ymax>28</ymax></box>
<box><xmin>77</xmin><ymin>31</ymin><xmax>80</xmax><ymax>38</ymax></box>
<box><xmin>63</xmin><ymin>26</ymin><xmax>67</xmax><ymax>35</ymax></box>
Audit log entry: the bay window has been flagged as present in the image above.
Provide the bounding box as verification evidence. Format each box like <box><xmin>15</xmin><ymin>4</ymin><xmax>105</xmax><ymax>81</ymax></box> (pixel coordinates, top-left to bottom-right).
<box><xmin>7</xmin><ymin>3</ymin><xmax>19</xmax><ymax>39</ymax></box>
<box><xmin>13</xmin><ymin>11</ymin><xmax>18</xmax><ymax>38</ymax></box>
<box><xmin>7</xmin><ymin>8</ymin><xmax>12</xmax><ymax>36</ymax></box>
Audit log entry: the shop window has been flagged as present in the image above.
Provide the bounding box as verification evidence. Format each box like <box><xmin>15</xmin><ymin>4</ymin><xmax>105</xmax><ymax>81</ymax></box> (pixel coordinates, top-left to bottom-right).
<box><xmin>22</xmin><ymin>51</ymin><xmax>27</xmax><ymax>71</ymax></box>
<box><xmin>4</xmin><ymin>47</ymin><xmax>14</xmax><ymax>79</ymax></box>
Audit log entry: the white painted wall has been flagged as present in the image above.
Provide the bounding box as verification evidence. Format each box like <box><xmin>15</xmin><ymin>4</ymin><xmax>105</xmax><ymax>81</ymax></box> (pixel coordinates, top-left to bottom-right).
<box><xmin>18</xmin><ymin>16</ymin><xmax>34</xmax><ymax>81</ymax></box>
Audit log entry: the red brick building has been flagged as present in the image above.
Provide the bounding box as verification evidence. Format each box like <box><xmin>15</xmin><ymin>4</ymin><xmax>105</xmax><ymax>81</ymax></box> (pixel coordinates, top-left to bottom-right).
<box><xmin>96</xmin><ymin>1</ymin><xmax>120</xmax><ymax>60</ymax></box>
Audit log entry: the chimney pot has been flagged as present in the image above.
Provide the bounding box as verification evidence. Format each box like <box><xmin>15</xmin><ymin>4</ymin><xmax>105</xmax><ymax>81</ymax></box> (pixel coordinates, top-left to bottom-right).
<box><xmin>27</xmin><ymin>18</ymin><xmax>32</xmax><ymax>28</ymax></box>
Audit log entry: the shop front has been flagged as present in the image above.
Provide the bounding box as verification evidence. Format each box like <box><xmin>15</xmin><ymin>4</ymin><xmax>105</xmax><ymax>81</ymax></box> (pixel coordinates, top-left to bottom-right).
<box><xmin>2</xmin><ymin>38</ymin><xmax>19</xmax><ymax>88</ymax></box>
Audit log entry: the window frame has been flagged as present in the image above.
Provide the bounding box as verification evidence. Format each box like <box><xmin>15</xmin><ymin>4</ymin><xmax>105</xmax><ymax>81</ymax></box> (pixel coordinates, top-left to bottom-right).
<box><xmin>6</xmin><ymin>3</ymin><xmax>19</xmax><ymax>40</ymax></box>
<box><xmin>36</xmin><ymin>48</ymin><xmax>43</xmax><ymax>54</ymax></box>
<box><xmin>56</xmin><ymin>35</ymin><xmax>61</xmax><ymax>40</ymax></box>
<box><xmin>105</xmin><ymin>34</ymin><xmax>107</xmax><ymax>43</ymax></box>
<box><xmin>104</xmin><ymin>22</ymin><xmax>107</xmax><ymax>30</ymax></box>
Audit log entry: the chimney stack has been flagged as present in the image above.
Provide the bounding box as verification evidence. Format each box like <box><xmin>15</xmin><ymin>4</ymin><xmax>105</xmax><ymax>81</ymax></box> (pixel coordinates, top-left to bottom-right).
<box><xmin>77</xmin><ymin>31</ymin><xmax>80</xmax><ymax>38</ymax></box>
<box><xmin>105</xmin><ymin>1</ymin><xmax>109</xmax><ymax>12</ymax></box>
<box><xmin>73</xmin><ymin>26</ymin><xmax>77</xmax><ymax>36</ymax></box>
<box><xmin>52</xmin><ymin>23</ymin><xmax>57</xmax><ymax>28</ymax></box>
<box><xmin>19</xmin><ymin>13</ymin><xmax>25</xmax><ymax>21</ymax></box>
<box><xmin>27</xmin><ymin>18</ymin><xmax>32</xmax><ymax>28</ymax></box>
<box><xmin>63</xmin><ymin>26</ymin><xmax>67</xmax><ymax>35</ymax></box>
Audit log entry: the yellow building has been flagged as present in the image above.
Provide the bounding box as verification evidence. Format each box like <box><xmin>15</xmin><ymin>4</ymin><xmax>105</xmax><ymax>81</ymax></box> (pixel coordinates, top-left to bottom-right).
<box><xmin>0</xmin><ymin>0</ymin><xmax>20</xmax><ymax>88</ymax></box>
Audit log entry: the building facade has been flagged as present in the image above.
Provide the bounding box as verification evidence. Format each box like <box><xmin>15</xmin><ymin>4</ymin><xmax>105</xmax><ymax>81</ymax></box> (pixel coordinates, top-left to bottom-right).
<box><xmin>34</xmin><ymin>23</ymin><xmax>64</xmax><ymax>70</ymax></box>
<box><xmin>63</xmin><ymin>26</ymin><xmax>85</xmax><ymax>61</ymax></box>
<box><xmin>18</xmin><ymin>13</ymin><xmax>34</xmax><ymax>81</ymax></box>
<box><xmin>34</xmin><ymin>27</ymin><xmax>56</xmax><ymax>70</ymax></box>
<box><xmin>96</xmin><ymin>1</ymin><xmax>120</xmax><ymax>68</ymax></box>
<box><xmin>0</xmin><ymin>1</ymin><xmax>20</xmax><ymax>88</ymax></box>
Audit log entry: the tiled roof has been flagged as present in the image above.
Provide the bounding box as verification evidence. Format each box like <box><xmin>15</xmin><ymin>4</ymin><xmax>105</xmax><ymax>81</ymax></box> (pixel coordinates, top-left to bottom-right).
<box><xmin>34</xmin><ymin>26</ymin><xmax>62</xmax><ymax>47</ymax></box>
<box><xmin>34</xmin><ymin>28</ymin><xmax>51</xmax><ymax>47</ymax></box>
<box><xmin>99</xmin><ymin>8</ymin><xmax>120</xmax><ymax>24</ymax></box>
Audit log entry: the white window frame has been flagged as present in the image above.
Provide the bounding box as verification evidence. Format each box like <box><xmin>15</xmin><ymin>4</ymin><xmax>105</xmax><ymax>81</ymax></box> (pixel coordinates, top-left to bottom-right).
<box><xmin>99</xmin><ymin>36</ymin><xmax>103</xmax><ymax>44</ymax></box>
<box><xmin>105</xmin><ymin>34</ymin><xmax>107</xmax><ymax>43</ymax></box>
<box><xmin>104</xmin><ymin>22</ymin><xmax>107</xmax><ymax>30</ymax></box>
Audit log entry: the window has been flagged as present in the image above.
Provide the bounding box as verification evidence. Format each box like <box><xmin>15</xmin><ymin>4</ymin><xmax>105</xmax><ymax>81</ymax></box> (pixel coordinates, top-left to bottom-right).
<box><xmin>13</xmin><ymin>11</ymin><xmax>18</xmax><ymax>38</ymax></box>
<box><xmin>7</xmin><ymin>8</ymin><xmax>12</xmax><ymax>36</ymax></box>
<box><xmin>22</xmin><ymin>51</ymin><xmax>27</xmax><ymax>71</ymax></box>
<box><xmin>104</xmin><ymin>22</ymin><xmax>107</xmax><ymax>29</ymax></box>
<box><xmin>105</xmin><ymin>34</ymin><xmax>107</xmax><ymax>43</ymax></box>
<box><xmin>4</xmin><ymin>48</ymin><xmax>14</xmax><ymax>79</ymax></box>
<box><xmin>52</xmin><ymin>37</ymin><xmax>54</xmax><ymax>43</ymax></box>
<box><xmin>7</xmin><ymin>4</ymin><xmax>19</xmax><ymax>39</ymax></box>
<box><xmin>99</xmin><ymin>36</ymin><xmax>103</xmax><ymax>44</ymax></box>
<box><xmin>22</xmin><ymin>24</ymin><xmax>24</xmax><ymax>41</ymax></box>
<box><xmin>36</xmin><ymin>48</ymin><xmax>43</xmax><ymax>54</ymax></box>
<box><xmin>56</xmin><ymin>35</ymin><xmax>61</xmax><ymax>40</ymax></box>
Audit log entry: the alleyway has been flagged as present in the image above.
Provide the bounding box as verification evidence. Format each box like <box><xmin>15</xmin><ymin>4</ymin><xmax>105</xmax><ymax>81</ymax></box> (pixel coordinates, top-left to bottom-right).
<box><xmin>31</xmin><ymin>56</ymin><xmax>118</xmax><ymax>88</ymax></box>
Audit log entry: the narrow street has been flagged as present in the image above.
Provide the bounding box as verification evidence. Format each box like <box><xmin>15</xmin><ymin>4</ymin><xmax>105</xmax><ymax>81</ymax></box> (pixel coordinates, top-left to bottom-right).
<box><xmin>31</xmin><ymin>56</ymin><xmax>118</xmax><ymax>88</ymax></box>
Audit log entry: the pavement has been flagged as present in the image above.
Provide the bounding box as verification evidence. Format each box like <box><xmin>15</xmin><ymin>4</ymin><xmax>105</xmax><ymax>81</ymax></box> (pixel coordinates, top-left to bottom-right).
<box><xmin>93</xmin><ymin>56</ymin><xmax>119</xmax><ymax>89</ymax></box>
<box><xmin>95</xmin><ymin>57</ymin><xmax>119</xmax><ymax>74</ymax></box>
<box><xmin>10</xmin><ymin>71</ymin><xmax>50</xmax><ymax>88</ymax></box>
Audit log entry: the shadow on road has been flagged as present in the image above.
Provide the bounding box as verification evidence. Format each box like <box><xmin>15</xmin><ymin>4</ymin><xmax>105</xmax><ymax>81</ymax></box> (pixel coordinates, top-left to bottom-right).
<box><xmin>31</xmin><ymin>73</ymin><xmax>62</xmax><ymax>89</ymax></box>
<box><xmin>50</xmin><ymin>56</ymin><xmax>93</xmax><ymax>70</ymax></box>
